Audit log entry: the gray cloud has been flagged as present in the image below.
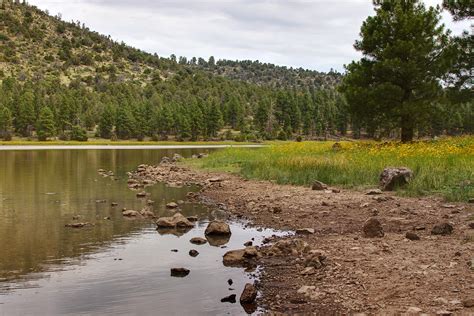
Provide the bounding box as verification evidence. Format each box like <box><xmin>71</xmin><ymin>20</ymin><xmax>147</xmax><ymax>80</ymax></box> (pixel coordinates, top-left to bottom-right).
<box><xmin>29</xmin><ymin>0</ymin><xmax>471</xmax><ymax>72</ymax></box>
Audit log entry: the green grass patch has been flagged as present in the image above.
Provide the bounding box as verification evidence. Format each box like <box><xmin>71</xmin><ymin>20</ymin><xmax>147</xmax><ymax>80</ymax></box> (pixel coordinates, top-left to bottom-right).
<box><xmin>187</xmin><ymin>136</ymin><xmax>474</xmax><ymax>202</ymax></box>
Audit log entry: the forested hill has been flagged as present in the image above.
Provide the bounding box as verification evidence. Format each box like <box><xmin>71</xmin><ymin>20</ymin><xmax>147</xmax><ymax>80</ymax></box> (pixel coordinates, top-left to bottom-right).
<box><xmin>0</xmin><ymin>1</ymin><xmax>349</xmax><ymax>142</ymax></box>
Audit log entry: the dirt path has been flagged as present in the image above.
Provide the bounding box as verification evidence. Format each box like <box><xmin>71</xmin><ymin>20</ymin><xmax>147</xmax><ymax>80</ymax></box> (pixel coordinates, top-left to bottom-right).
<box><xmin>131</xmin><ymin>160</ymin><xmax>474</xmax><ymax>315</ymax></box>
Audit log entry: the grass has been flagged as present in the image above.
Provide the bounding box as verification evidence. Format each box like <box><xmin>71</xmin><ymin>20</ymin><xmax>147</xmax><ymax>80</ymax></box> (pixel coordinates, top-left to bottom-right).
<box><xmin>187</xmin><ymin>136</ymin><xmax>474</xmax><ymax>202</ymax></box>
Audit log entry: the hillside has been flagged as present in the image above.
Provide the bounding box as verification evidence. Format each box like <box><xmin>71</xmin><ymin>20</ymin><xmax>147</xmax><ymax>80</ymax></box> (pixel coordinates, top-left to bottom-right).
<box><xmin>0</xmin><ymin>2</ymin><xmax>349</xmax><ymax>142</ymax></box>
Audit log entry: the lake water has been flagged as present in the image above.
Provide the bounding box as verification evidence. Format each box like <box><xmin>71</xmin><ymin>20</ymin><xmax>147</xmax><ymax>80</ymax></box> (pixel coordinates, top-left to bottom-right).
<box><xmin>0</xmin><ymin>148</ymin><xmax>280</xmax><ymax>315</ymax></box>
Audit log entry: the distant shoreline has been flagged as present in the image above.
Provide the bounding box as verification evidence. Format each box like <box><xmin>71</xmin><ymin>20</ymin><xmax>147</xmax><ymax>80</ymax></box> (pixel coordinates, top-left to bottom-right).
<box><xmin>0</xmin><ymin>143</ymin><xmax>265</xmax><ymax>150</ymax></box>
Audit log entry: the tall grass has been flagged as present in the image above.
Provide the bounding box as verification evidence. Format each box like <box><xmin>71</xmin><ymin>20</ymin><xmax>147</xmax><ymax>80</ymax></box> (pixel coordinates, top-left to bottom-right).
<box><xmin>188</xmin><ymin>136</ymin><xmax>474</xmax><ymax>202</ymax></box>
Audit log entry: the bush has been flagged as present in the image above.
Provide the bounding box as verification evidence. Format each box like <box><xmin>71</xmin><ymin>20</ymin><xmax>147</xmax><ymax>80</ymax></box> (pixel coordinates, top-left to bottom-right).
<box><xmin>71</xmin><ymin>125</ymin><xmax>88</xmax><ymax>141</ymax></box>
<box><xmin>296</xmin><ymin>135</ymin><xmax>303</xmax><ymax>142</ymax></box>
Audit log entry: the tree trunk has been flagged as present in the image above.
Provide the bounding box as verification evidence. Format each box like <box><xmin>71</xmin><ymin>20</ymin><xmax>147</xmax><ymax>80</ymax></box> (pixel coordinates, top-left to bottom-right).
<box><xmin>400</xmin><ymin>115</ymin><xmax>414</xmax><ymax>143</ymax></box>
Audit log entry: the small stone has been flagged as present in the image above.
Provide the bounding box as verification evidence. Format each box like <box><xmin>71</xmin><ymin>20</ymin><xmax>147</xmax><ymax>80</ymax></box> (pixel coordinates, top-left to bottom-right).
<box><xmin>405</xmin><ymin>232</ymin><xmax>420</xmax><ymax>240</ymax></box>
<box><xmin>240</xmin><ymin>283</ymin><xmax>257</xmax><ymax>304</ymax></box>
<box><xmin>312</xmin><ymin>180</ymin><xmax>327</xmax><ymax>190</ymax></box>
<box><xmin>111</xmin><ymin>202</ymin><xmax>118</xmax><ymax>206</ymax></box>
<box><xmin>331</xmin><ymin>188</ymin><xmax>341</xmax><ymax>193</ymax></box>
<box><xmin>190</xmin><ymin>237</ymin><xmax>207</xmax><ymax>245</ymax></box>
<box><xmin>122</xmin><ymin>210</ymin><xmax>140</xmax><ymax>217</ymax></box>
<box><xmin>208</xmin><ymin>177</ymin><xmax>223</xmax><ymax>183</ymax></box>
<box><xmin>228</xmin><ymin>279</ymin><xmax>233</xmax><ymax>285</ymax></box>
<box><xmin>406</xmin><ymin>307</ymin><xmax>422</xmax><ymax>314</ymax></box>
<box><xmin>220</xmin><ymin>294</ymin><xmax>236</xmax><ymax>303</ymax></box>
<box><xmin>244</xmin><ymin>241</ymin><xmax>253</xmax><ymax>247</ymax></box>
<box><xmin>363</xmin><ymin>218</ymin><xmax>384</xmax><ymax>238</ymax></box>
<box><xmin>272</xmin><ymin>206</ymin><xmax>282</xmax><ymax>214</ymax></box>
<box><xmin>379</xmin><ymin>167</ymin><xmax>413</xmax><ymax>191</ymax></box>
<box><xmin>136</xmin><ymin>191</ymin><xmax>147</xmax><ymax>197</ymax></box>
<box><xmin>468</xmin><ymin>222</ymin><xmax>474</xmax><ymax>229</ymax></box>
<box><xmin>300</xmin><ymin>267</ymin><xmax>316</xmax><ymax>275</ymax></box>
<box><xmin>366</xmin><ymin>189</ymin><xmax>382</xmax><ymax>195</ymax></box>
<box><xmin>435</xmin><ymin>311</ymin><xmax>452</xmax><ymax>316</ymax></box>
<box><xmin>170</xmin><ymin>268</ymin><xmax>190</xmax><ymax>277</ymax></box>
<box><xmin>321</xmin><ymin>201</ymin><xmax>330</xmax><ymax>207</ymax></box>
<box><xmin>431</xmin><ymin>223</ymin><xmax>454</xmax><ymax>235</ymax></box>
<box><xmin>166</xmin><ymin>202</ymin><xmax>179</xmax><ymax>209</ymax></box>
<box><xmin>171</xmin><ymin>249</ymin><xmax>178</xmax><ymax>252</ymax></box>
<box><xmin>442</xmin><ymin>204</ymin><xmax>456</xmax><ymax>209</ymax></box>
<box><xmin>468</xmin><ymin>198</ymin><xmax>474</xmax><ymax>204</ymax></box>
<box><xmin>296</xmin><ymin>228</ymin><xmax>315</xmax><ymax>235</ymax></box>
<box><xmin>189</xmin><ymin>249</ymin><xmax>199</xmax><ymax>257</ymax></box>
<box><xmin>462</xmin><ymin>298</ymin><xmax>474</xmax><ymax>307</ymax></box>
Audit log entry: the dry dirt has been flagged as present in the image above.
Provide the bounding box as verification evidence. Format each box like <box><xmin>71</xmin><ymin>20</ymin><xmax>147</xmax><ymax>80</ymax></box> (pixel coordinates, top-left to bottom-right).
<box><xmin>130</xmin><ymin>160</ymin><xmax>474</xmax><ymax>315</ymax></box>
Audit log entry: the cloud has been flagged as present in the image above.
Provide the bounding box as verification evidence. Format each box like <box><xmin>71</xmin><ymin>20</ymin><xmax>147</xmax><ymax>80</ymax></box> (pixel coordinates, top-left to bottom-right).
<box><xmin>29</xmin><ymin>0</ymin><xmax>471</xmax><ymax>72</ymax></box>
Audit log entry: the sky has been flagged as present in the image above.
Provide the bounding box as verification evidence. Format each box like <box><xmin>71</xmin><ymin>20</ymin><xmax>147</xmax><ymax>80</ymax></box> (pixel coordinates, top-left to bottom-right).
<box><xmin>28</xmin><ymin>0</ymin><xmax>471</xmax><ymax>72</ymax></box>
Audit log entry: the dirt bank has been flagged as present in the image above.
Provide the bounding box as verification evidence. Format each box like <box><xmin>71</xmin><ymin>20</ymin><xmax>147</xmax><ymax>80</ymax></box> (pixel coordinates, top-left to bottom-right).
<box><xmin>130</xmin><ymin>160</ymin><xmax>474</xmax><ymax>315</ymax></box>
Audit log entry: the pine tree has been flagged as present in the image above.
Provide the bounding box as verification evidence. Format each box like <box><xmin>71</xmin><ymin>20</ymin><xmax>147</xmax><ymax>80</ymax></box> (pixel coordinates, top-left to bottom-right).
<box><xmin>115</xmin><ymin>105</ymin><xmax>135</xmax><ymax>139</ymax></box>
<box><xmin>36</xmin><ymin>106</ymin><xmax>56</xmax><ymax>141</ymax></box>
<box><xmin>98</xmin><ymin>104</ymin><xmax>115</xmax><ymax>139</ymax></box>
<box><xmin>0</xmin><ymin>106</ymin><xmax>13</xmax><ymax>139</ymax></box>
<box><xmin>16</xmin><ymin>90</ymin><xmax>36</xmax><ymax>136</ymax></box>
<box><xmin>341</xmin><ymin>0</ymin><xmax>453</xmax><ymax>142</ymax></box>
<box><xmin>206</xmin><ymin>101</ymin><xmax>223</xmax><ymax>138</ymax></box>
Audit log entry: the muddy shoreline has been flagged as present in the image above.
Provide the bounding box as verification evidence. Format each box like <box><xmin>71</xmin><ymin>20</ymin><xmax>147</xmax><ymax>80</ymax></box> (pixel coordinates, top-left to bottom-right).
<box><xmin>131</xmin><ymin>159</ymin><xmax>474</xmax><ymax>314</ymax></box>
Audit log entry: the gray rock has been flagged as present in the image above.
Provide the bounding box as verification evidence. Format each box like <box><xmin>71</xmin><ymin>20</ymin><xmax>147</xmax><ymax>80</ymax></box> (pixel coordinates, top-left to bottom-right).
<box><xmin>156</xmin><ymin>213</ymin><xmax>195</xmax><ymax>228</ymax></box>
<box><xmin>165</xmin><ymin>202</ymin><xmax>179</xmax><ymax>209</ymax></box>
<box><xmin>296</xmin><ymin>228</ymin><xmax>315</xmax><ymax>235</ymax></box>
<box><xmin>379</xmin><ymin>167</ymin><xmax>413</xmax><ymax>191</ymax></box>
<box><xmin>405</xmin><ymin>232</ymin><xmax>420</xmax><ymax>240</ymax></box>
<box><xmin>170</xmin><ymin>268</ymin><xmax>189</xmax><ymax>277</ymax></box>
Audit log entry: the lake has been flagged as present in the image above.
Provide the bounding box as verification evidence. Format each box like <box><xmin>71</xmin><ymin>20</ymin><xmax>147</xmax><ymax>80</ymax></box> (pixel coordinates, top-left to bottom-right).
<box><xmin>0</xmin><ymin>148</ymin><xmax>280</xmax><ymax>315</ymax></box>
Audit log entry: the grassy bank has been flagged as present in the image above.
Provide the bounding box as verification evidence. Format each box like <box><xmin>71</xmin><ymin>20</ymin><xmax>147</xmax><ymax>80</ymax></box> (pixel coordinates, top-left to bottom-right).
<box><xmin>187</xmin><ymin>136</ymin><xmax>474</xmax><ymax>202</ymax></box>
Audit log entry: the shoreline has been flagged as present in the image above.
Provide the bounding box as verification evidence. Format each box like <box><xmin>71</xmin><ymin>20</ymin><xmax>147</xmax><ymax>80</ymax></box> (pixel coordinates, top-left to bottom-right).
<box><xmin>0</xmin><ymin>144</ymin><xmax>264</xmax><ymax>151</ymax></box>
<box><xmin>131</xmin><ymin>159</ymin><xmax>474</xmax><ymax>314</ymax></box>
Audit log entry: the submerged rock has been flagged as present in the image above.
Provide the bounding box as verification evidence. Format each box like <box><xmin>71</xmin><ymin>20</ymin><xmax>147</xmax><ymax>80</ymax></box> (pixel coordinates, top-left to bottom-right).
<box><xmin>363</xmin><ymin>218</ymin><xmax>384</xmax><ymax>238</ymax></box>
<box><xmin>220</xmin><ymin>294</ymin><xmax>236</xmax><ymax>303</ymax></box>
<box><xmin>122</xmin><ymin>210</ymin><xmax>140</xmax><ymax>217</ymax></box>
<box><xmin>65</xmin><ymin>222</ymin><xmax>93</xmax><ymax>228</ymax></box>
<box><xmin>240</xmin><ymin>283</ymin><xmax>257</xmax><ymax>304</ymax></box>
<box><xmin>190</xmin><ymin>237</ymin><xmax>207</xmax><ymax>245</ymax></box>
<box><xmin>170</xmin><ymin>268</ymin><xmax>190</xmax><ymax>277</ymax></box>
<box><xmin>205</xmin><ymin>220</ymin><xmax>231</xmax><ymax>236</ymax></box>
<box><xmin>156</xmin><ymin>213</ymin><xmax>195</xmax><ymax>228</ymax></box>
<box><xmin>379</xmin><ymin>167</ymin><xmax>413</xmax><ymax>191</ymax></box>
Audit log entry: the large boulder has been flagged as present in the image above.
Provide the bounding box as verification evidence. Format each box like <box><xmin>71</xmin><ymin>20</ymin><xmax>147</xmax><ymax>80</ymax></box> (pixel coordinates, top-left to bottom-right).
<box><xmin>266</xmin><ymin>239</ymin><xmax>310</xmax><ymax>257</ymax></box>
<box><xmin>379</xmin><ymin>167</ymin><xmax>413</xmax><ymax>191</ymax></box>
<box><xmin>155</xmin><ymin>213</ymin><xmax>195</xmax><ymax>228</ymax></box>
<box><xmin>205</xmin><ymin>220</ymin><xmax>231</xmax><ymax>236</ymax></box>
<box><xmin>363</xmin><ymin>218</ymin><xmax>384</xmax><ymax>238</ymax></box>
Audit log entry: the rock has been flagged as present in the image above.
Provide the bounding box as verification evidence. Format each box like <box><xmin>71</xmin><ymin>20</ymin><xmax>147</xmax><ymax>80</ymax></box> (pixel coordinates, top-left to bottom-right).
<box><xmin>462</xmin><ymin>298</ymin><xmax>474</xmax><ymax>307</ymax></box>
<box><xmin>223</xmin><ymin>247</ymin><xmax>259</xmax><ymax>267</ymax></box>
<box><xmin>171</xmin><ymin>249</ymin><xmax>178</xmax><ymax>252</ymax></box>
<box><xmin>197</xmin><ymin>153</ymin><xmax>208</xmax><ymax>159</ymax></box>
<box><xmin>431</xmin><ymin>223</ymin><xmax>454</xmax><ymax>235</ymax></box>
<box><xmin>220</xmin><ymin>294</ymin><xmax>236</xmax><ymax>303</ymax></box>
<box><xmin>170</xmin><ymin>268</ymin><xmax>190</xmax><ymax>277</ymax></box>
<box><xmin>436</xmin><ymin>311</ymin><xmax>452</xmax><ymax>316</ymax></box>
<box><xmin>228</xmin><ymin>279</ymin><xmax>233</xmax><ymax>285</ymax></box>
<box><xmin>189</xmin><ymin>249</ymin><xmax>199</xmax><ymax>257</ymax></box>
<box><xmin>65</xmin><ymin>222</ymin><xmax>92</xmax><ymax>228</ymax></box>
<box><xmin>304</xmin><ymin>250</ymin><xmax>326</xmax><ymax>269</ymax></box>
<box><xmin>379</xmin><ymin>167</ymin><xmax>413</xmax><ymax>191</ymax></box>
<box><xmin>146</xmin><ymin>199</ymin><xmax>155</xmax><ymax>205</ymax></box>
<box><xmin>469</xmin><ymin>198</ymin><xmax>474</xmax><ymax>204</ymax></box>
<box><xmin>205</xmin><ymin>220</ymin><xmax>231</xmax><ymax>236</ymax></box>
<box><xmin>190</xmin><ymin>237</ymin><xmax>207</xmax><ymax>245</ymax></box>
<box><xmin>296</xmin><ymin>228</ymin><xmax>315</xmax><ymax>235</ymax></box>
<box><xmin>172</xmin><ymin>153</ymin><xmax>183</xmax><ymax>162</ymax></box>
<box><xmin>406</xmin><ymin>307</ymin><xmax>423</xmax><ymax>314</ymax></box>
<box><xmin>331</xmin><ymin>188</ymin><xmax>341</xmax><ymax>193</ymax></box>
<box><xmin>300</xmin><ymin>267</ymin><xmax>316</xmax><ymax>275</ymax></box>
<box><xmin>111</xmin><ymin>202</ymin><xmax>118</xmax><ymax>206</ymax></box>
<box><xmin>272</xmin><ymin>206</ymin><xmax>282</xmax><ymax>214</ymax></box>
<box><xmin>442</xmin><ymin>204</ymin><xmax>456</xmax><ymax>209</ymax></box>
<box><xmin>366</xmin><ymin>189</ymin><xmax>383</xmax><ymax>195</ymax></box>
<box><xmin>96</xmin><ymin>199</ymin><xmax>107</xmax><ymax>203</ymax></box>
<box><xmin>297</xmin><ymin>285</ymin><xmax>316</xmax><ymax>295</ymax></box>
<box><xmin>122</xmin><ymin>210</ymin><xmax>140</xmax><ymax>217</ymax></box>
<box><xmin>139</xmin><ymin>208</ymin><xmax>155</xmax><ymax>218</ymax></box>
<box><xmin>468</xmin><ymin>222</ymin><xmax>474</xmax><ymax>229</ymax></box>
<box><xmin>208</xmin><ymin>177</ymin><xmax>223</xmax><ymax>183</ymax></box>
<box><xmin>363</xmin><ymin>218</ymin><xmax>384</xmax><ymax>238</ymax></box>
<box><xmin>244</xmin><ymin>241</ymin><xmax>253</xmax><ymax>247</ymax></box>
<box><xmin>156</xmin><ymin>213</ymin><xmax>195</xmax><ymax>228</ymax></box>
<box><xmin>136</xmin><ymin>191</ymin><xmax>147</xmax><ymax>197</ymax></box>
<box><xmin>160</xmin><ymin>156</ymin><xmax>171</xmax><ymax>164</ymax></box>
<box><xmin>311</xmin><ymin>180</ymin><xmax>327</xmax><ymax>190</ymax></box>
<box><xmin>405</xmin><ymin>232</ymin><xmax>420</xmax><ymax>240</ymax></box>
<box><xmin>240</xmin><ymin>283</ymin><xmax>257</xmax><ymax>304</ymax></box>
<box><xmin>187</xmin><ymin>216</ymin><xmax>198</xmax><ymax>222</ymax></box>
<box><xmin>165</xmin><ymin>202</ymin><xmax>179</xmax><ymax>209</ymax></box>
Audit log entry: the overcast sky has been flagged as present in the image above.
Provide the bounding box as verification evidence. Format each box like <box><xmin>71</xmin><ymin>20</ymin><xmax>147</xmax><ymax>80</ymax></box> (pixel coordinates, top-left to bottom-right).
<box><xmin>28</xmin><ymin>0</ymin><xmax>471</xmax><ymax>72</ymax></box>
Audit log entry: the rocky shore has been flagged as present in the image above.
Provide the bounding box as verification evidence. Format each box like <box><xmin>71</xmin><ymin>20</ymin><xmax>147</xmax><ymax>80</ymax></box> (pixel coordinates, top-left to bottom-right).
<box><xmin>128</xmin><ymin>156</ymin><xmax>474</xmax><ymax>314</ymax></box>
